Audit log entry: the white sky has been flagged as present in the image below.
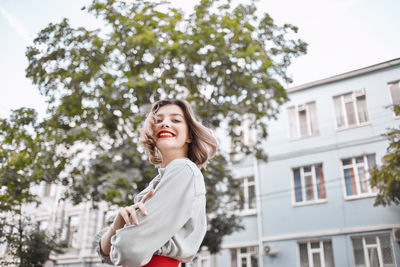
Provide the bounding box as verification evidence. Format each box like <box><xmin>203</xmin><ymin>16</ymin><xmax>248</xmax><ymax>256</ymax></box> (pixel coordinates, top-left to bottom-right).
<box><xmin>0</xmin><ymin>0</ymin><xmax>399</xmax><ymax>119</ymax></box>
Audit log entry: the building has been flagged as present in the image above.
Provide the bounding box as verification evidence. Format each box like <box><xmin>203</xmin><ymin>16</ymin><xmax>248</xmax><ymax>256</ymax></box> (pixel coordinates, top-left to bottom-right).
<box><xmin>2</xmin><ymin>59</ymin><xmax>399</xmax><ymax>267</ymax></box>
<box><xmin>215</xmin><ymin>58</ymin><xmax>400</xmax><ymax>267</ymax></box>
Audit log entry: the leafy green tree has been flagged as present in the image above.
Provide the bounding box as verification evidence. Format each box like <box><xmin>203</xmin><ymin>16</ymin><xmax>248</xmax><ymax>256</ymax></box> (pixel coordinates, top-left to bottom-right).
<box><xmin>24</xmin><ymin>0</ymin><xmax>306</xmax><ymax>252</ymax></box>
<box><xmin>370</xmin><ymin>105</ymin><xmax>400</xmax><ymax>206</ymax></box>
<box><xmin>0</xmin><ymin>108</ymin><xmax>66</xmax><ymax>265</ymax></box>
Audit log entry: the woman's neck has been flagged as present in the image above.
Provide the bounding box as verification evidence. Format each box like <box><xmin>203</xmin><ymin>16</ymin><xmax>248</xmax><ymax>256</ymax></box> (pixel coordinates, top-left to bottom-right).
<box><xmin>160</xmin><ymin>152</ymin><xmax>188</xmax><ymax>168</ymax></box>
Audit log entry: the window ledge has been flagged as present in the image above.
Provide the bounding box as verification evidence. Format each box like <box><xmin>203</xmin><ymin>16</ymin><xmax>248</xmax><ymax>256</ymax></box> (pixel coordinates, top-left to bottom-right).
<box><xmin>293</xmin><ymin>199</ymin><xmax>327</xmax><ymax>207</ymax></box>
<box><xmin>336</xmin><ymin>122</ymin><xmax>371</xmax><ymax>132</ymax></box>
<box><xmin>238</xmin><ymin>209</ymin><xmax>257</xmax><ymax>217</ymax></box>
<box><xmin>344</xmin><ymin>193</ymin><xmax>377</xmax><ymax>201</ymax></box>
<box><xmin>289</xmin><ymin>132</ymin><xmax>320</xmax><ymax>142</ymax></box>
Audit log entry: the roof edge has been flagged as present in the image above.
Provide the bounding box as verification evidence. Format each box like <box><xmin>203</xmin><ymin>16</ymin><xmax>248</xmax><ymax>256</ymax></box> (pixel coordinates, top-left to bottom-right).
<box><xmin>287</xmin><ymin>57</ymin><xmax>400</xmax><ymax>93</ymax></box>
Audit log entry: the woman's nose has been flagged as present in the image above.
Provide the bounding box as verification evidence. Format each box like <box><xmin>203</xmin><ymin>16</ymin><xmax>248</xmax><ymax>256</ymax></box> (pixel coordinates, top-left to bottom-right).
<box><xmin>161</xmin><ymin>120</ymin><xmax>171</xmax><ymax>128</ymax></box>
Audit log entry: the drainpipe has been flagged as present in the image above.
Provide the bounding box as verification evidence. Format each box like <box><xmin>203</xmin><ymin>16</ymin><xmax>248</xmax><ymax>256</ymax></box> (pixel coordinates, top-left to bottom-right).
<box><xmin>253</xmin><ymin>156</ymin><xmax>264</xmax><ymax>267</ymax></box>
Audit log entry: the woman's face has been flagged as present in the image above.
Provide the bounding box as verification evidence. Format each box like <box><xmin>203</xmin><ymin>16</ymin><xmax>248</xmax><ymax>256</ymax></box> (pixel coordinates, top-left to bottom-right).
<box><xmin>153</xmin><ymin>104</ymin><xmax>191</xmax><ymax>158</ymax></box>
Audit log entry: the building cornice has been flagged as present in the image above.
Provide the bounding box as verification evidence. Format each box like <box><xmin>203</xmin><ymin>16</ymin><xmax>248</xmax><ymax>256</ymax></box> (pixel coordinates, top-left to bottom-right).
<box><xmin>287</xmin><ymin>57</ymin><xmax>400</xmax><ymax>93</ymax></box>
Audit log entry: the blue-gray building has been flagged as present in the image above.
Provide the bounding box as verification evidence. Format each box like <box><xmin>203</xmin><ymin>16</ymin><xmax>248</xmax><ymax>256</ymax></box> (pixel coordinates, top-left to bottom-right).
<box><xmin>210</xmin><ymin>58</ymin><xmax>400</xmax><ymax>267</ymax></box>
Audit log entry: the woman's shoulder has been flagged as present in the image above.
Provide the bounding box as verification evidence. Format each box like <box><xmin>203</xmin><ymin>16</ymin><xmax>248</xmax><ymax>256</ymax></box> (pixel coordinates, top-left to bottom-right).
<box><xmin>165</xmin><ymin>158</ymin><xmax>205</xmax><ymax>195</ymax></box>
<box><xmin>166</xmin><ymin>158</ymin><xmax>200</xmax><ymax>174</ymax></box>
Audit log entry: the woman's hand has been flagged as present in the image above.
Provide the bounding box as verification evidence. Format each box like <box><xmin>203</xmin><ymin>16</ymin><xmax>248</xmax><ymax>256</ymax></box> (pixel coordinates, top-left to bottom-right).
<box><xmin>111</xmin><ymin>189</ymin><xmax>154</xmax><ymax>231</ymax></box>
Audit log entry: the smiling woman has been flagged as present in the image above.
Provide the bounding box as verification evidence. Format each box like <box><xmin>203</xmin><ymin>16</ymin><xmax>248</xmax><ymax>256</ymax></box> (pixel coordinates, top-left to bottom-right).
<box><xmin>95</xmin><ymin>99</ymin><xmax>217</xmax><ymax>267</ymax></box>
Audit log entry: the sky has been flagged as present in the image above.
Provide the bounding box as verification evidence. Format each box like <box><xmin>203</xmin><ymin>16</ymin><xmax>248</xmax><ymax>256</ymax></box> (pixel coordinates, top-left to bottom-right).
<box><xmin>0</xmin><ymin>0</ymin><xmax>399</xmax><ymax>119</ymax></box>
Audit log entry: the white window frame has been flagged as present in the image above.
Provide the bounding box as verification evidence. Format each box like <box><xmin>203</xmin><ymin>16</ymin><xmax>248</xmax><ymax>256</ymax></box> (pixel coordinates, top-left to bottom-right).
<box><xmin>388</xmin><ymin>80</ymin><xmax>400</xmax><ymax>118</ymax></box>
<box><xmin>61</xmin><ymin>214</ymin><xmax>80</xmax><ymax>248</ymax></box>
<box><xmin>297</xmin><ymin>240</ymin><xmax>335</xmax><ymax>267</ymax></box>
<box><xmin>192</xmin><ymin>249</ymin><xmax>212</xmax><ymax>267</ymax></box>
<box><xmin>238</xmin><ymin>176</ymin><xmax>256</xmax><ymax>215</ymax></box>
<box><xmin>287</xmin><ymin>101</ymin><xmax>319</xmax><ymax>140</ymax></box>
<box><xmin>341</xmin><ymin>154</ymin><xmax>377</xmax><ymax>200</ymax></box>
<box><xmin>292</xmin><ymin>164</ymin><xmax>327</xmax><ymax>206</ymax></box>
<box><xmin>351</xmin><ymin>233</ymin><xmax>396</xmax><ymax>267</ymax></box>
<box><xmin>231</xmin><ymin>246</ymin><xmax>259</xmax><ymax>267</ymax></box>
<box><xmin>333</xmin><ymin>89</ymin><xmax>370</xmax><ymax>130</ymax></box>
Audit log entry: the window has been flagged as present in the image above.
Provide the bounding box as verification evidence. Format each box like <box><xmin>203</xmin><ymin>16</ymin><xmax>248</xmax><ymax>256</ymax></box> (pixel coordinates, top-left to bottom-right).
<box><xmin>351</xmin><ymin>234</ymin><xmax>395</xmax><ymax>267</ymax></box>
<box><xmin>61</xmin><ymin>215</ymin><xmax>80</xmax><ymax>248</ymax></box>
<box><xmin>293</xmin><ymin>164</ymin><xmax>326</xmax><ymax>204</ymax></box>
<box><xmin>38</xmin><ymin>220</ymin><xmax>49</xmax><ymax>232</ymax></box>
<box><xmin>342</xmin><ymin>154</ymin><xmax>377</xmax><ymax>198</ymax></box>
<box><xmin>192</xmin><ymin>250</ymin><xmax>212</xmax><ymax>267</ymax></box>
<box><xmin>239</xmin><ymin>176</ymin><xmax>256</xmax><ymax>211</ymax></box>
<box><xmin>333</xmin><ymin>89</ymin><xmax>369</xmax><ymax>129</ymax></box>
<box><xmin>388</xmin><ymin>81</ymin><xmax>400</xmax><ymax>116</ymax></box>
<box><xmin>287</xmin><ymin>102</ymin><xmax>319</xmax><ymax>139</ymax></box>
<box><xmin>298</xmin><ymin>240</ymin><xmax>335</xmax><ymax>267</ymax></box>
<box><xmin>40</xmin><ymin>182</ymin><xmax>55</xmax><ymax>198</ymax></box>
<box><xmin>231</xmin><ymin>246</ymin><xmax>258</xmax><ymax>267</ymax></box>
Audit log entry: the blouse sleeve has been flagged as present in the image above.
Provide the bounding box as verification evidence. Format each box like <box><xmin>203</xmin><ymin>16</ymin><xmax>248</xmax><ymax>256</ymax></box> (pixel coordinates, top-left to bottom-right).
<box><xmin>109</xmin><ymin>162</ymin><xmax>197</xmax><ymax>267</ymax></box>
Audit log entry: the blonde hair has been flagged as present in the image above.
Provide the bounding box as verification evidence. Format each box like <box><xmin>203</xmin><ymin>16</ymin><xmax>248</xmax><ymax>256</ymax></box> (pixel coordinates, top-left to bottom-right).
<box><xmin>139</xmin><ymin>99</ymin><xmax>217</xmax><ymax>168</ymax></box>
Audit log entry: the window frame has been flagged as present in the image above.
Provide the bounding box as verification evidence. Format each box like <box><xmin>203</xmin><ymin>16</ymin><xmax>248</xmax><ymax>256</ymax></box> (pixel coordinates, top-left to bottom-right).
<box><xmin>387</xmin><ymin>80</ymin><xmax>400</xmax><ymax>118</ymax></box>
<box><xmin>333</xmin><ymin>89</ymin><xmax>370</xmax><ymax>130</ymax></box>
<box><xmin>287</xmin><ymin>101</ymin><xmax>319</xmax><ymax>140</ymax></box>
<box><xmin>340</xmin><ymin>154</ymin><xmax>377</xmax><ymax>200</ymax></box>
<box><xmin>350</xmin><ymin>233</ymin><xmax>396</xmax><ymax>267</ymax></box>
<box><xmin>238</xmin><ymin>176</ymin><xmax>257</xmax><ymax>215</ymax></box>
<box><xmin>292</xmin><ymin>163</ymin><xmax>327</xmax><ymax>206</ymax></box>
<box><xmin>297</xmin><ymin>239</ymin><xmax>335</xmax><ymax>267</ymax></box>
<box><xmin>61</xmin><ymin>214</ymin><xmax>80</xmax><ymax>249</ymax></box>
<box><xmin>231</xmin><ymin>246</ymin><xmax>259</xmax><ymax>267</ymax></box>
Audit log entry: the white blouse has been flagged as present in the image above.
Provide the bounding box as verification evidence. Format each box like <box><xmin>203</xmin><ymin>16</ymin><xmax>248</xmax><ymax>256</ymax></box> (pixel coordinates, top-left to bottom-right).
<box><xmin>95</xmin><ymin>158</ymin><xmax>207</xmax><ymax>267</ymax></box>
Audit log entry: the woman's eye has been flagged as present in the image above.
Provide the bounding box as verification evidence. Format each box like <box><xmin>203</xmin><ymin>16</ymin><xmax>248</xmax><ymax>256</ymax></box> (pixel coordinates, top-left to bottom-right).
<box><xmin>156</xmin><ymin>119</ymin><xmax>162</xmax><ymax>123</ymax></box>
<box><xmin>173</xmin><ymin>119</ymin><xmax>181</xmax><ymax>123</ymax></box>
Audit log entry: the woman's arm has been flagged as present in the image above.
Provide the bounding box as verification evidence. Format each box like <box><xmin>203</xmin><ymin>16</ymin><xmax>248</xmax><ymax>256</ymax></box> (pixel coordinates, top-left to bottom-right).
<box><xmin>109</xmin><ymin>161</ymin><xmax>197</xmax><ymax>267</ymax></box>
<box><xmin>100</xmin><ymin>189</ymin><xmax>154</xmax><ymax>256</ymax></box>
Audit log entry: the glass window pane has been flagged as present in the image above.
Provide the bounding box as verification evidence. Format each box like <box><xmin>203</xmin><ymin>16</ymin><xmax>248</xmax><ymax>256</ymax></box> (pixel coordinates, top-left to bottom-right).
<box><xmin>333</xmin><ymin>96</ymin><xmax>345</xmax><ymax>128</ymax></box>
<box><xmin>299</xmin><ymin>109</ymin><xmax>309</xmax><ymax>136</ymax></box>
<box><xmin>308</xmin><ymin>102</ymin><xmax>319</xmax><ymax>134</ymax></box>
<box><xmin>251</xmin><ymin>254</ymin><xmax>258</xmax><ymax>267</ymax></box>
<box><xmin>312</xmin><ymin>253</ymin><xmax>322</xmax><ymax>267</ymax></box>
<box><xmin>379</xmin><ymin>236</ymin><xmax>395</xmax><ymax>265</ymax></box>
<box><xmin>342</xmin><ymin>158</ymin><xmax>351</xmax><ymax>166</ymax></box>
<box><xmin>315</xmin><ymin>164</ymin><xmax>326</xmax><ymax>199</ymax></box>
<box><xmin>345</xmin><ymin>101</ymin><xmax>357</xmax><ymax>126</ymax></box>
<box><xmin>367</xmin><ymin>248</ymin><xmax>379</xmax><ymax>267</ymax></box>
<box><xmin>239</xmin><ymin>184</ymin><xmax>245</xmax><ymax>209</ymax></box>
<box><xmin>356</xmin><ymin>156</ymin><xmax>364</xmax><ymax>164</ymax></box>
<box><xmin>365</xmin><ymin>236</ymin><xmax>377</xmax><ymax>245</ymax></box>
<box><xmin>388</xmin><ymin>81</ymin><xmax>400</xmax><ymax>105</ymax></box>
<box><xmin>294</xmin><ymin>168</ymin><xmax>303</xmax><ymax>202</ymax></box>
<box><xmin>367</xmin><ymin>154</ymin><xmax>376</xmax><ymax>169</ymax></box>
<box><xmin>310</xmin><ymin>241</ymin><xmax>320</xmax><ymax>249</ymax></box>
<box><xmin>352</xmin><ymin>238</ymin><xmax>366</xmax><ymax>266</ymax></box>
<box><xmin>357</xmin><ymin>167</ymin><xmax>368</xmax><ymax>193</ymax></box>
<box><xmin>305</xmin><ymin>174</ymin><xmax>314</xmax><ymax>201</ymax></box>
<box><xmin>299</xmin><ymin>243</ymin><xmax>310</xmax><ymax>267</ymax></box>
<box><xmin>248</xmin><ymin>184</ymin><xmax>256</xmax><ymax>209</ymax></box>
<box><xmin>344</xmin><ymin>168</ymin><xmax>356</xmax><ymax>196</ymax></box>
<box><xmin>241</xmin><ymin>257</ymin><xmax>247</xmax><ymax>267</ymax></box>
<box><xmin>323</xmin><ymin>241</ymin><xmax>335</xmax><ymax>267</ymax></box>
<box><xmin>231</xmin><ymin>249</ymin><xmax>238</xmax><ymax>267</ymax></box>
<box><xmin>356</xmin><ymin>95</ymin><xmax>369</xmax><ymax>123</ymax></box>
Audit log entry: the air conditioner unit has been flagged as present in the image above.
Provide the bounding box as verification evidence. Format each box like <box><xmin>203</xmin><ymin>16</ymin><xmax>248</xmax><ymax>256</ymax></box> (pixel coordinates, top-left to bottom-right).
<box><xmin>394</xmin><ymin>228</ymin><xmax>400</xmax><ymax>243</ymax></box>
<box><xmin>264</xmin><ymin>244</ymin><xmax>278</xmax><ymax>256</ymax></box>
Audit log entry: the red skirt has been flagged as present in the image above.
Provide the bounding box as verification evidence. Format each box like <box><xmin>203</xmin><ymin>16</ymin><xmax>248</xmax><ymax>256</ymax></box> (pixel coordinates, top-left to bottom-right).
<box><xmin>142</xmin><ymin>255</ymin><xmax>180</xmax><ymax>267</ymax></box>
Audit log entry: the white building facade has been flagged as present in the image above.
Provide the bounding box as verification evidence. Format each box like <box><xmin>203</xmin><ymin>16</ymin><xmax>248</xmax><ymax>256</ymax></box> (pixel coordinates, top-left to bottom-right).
<box><xmin>2</xmin><ymin>59</ymin><xmax>400</xmax><ymax>267</ymax></box>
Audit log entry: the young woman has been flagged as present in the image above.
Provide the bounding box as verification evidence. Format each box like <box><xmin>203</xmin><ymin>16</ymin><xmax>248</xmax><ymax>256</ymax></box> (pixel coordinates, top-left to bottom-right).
<box><xmin>95</xmin><ymin>99</ymin><xmax>217</xmax><ymax>267</ymax></box>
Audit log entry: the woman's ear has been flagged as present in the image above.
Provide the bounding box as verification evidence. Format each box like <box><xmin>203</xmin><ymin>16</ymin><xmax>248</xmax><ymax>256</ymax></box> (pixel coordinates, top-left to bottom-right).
<box><xmin>186</xmin><ymin>138</ymin><xmax>192</xmax><ymax>143</ymax></box>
